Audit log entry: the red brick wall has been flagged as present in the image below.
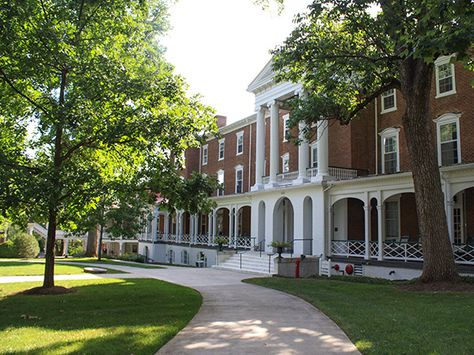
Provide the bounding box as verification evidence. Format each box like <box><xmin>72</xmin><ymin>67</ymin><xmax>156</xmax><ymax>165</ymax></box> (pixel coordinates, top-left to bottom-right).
<box><xmin>329</xmin><ymin>121</ymin><xmax>352</xmax><ymax>168</ymax></box>
<box><xmin>400</xmin><ymin>194</ymin><xmax>419</xmax><ymax>240</ymax></box>
<box><xmin>347</xmin><ymin>198</ymin><xmax>364</xmax><ymax>241</ymax></box>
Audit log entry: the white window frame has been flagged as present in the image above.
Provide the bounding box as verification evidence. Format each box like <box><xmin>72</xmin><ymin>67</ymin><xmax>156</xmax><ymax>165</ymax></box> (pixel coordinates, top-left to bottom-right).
<box><xmin>381</xmin><ymin>89</ymin><xmax>397</xmax><ymax>114</ymax></box>
<box><xmin>283</xmin><ymin>114</ymin><xmax>290</xmax><ymax>142</ymax></box>
<box><xmin>435</xmin><ymin>55</ymin><xmax>456</xmax><ymax>98</ymax></box>
<box><xmin>310</xmin><ymin>142</ymin><xmax>318</xmax><ymax>168</ymax></box>
<box><xmin>202</xmin><ymin>144</ymin><xmax>208</xmax><ymax>165</ymax></box>
<box><xmin>434</xmin><ymin>113</ymin><xmax>461</xmax><ymax>166</ymax></box>
<box><xmin>379</xmin><ymin>127</ymin><xmax>400</xmax><ymax>174</ymax></box>
<box><xmin>236</xmin><ymin>131</ymin><xmax>244</xmax><ymax>155</ymax></box>
<box><xmin>218</xmin><ymin>138</ymin><xmax>225</xmax><ymax>161</ymax></box>
<box><xmin>217</xmin><ymin>169</ymin><xmax>224</xmax><ymax>196</ymax></box>
<box><xmin>235</xmin><ymin>165</ymin><xmax>243</xmax><ymax>194</ymax></box>
<box><xmin>281</xmin><ymin>153</ymin><xmax>290</xmax><ymax>173</ymax></box>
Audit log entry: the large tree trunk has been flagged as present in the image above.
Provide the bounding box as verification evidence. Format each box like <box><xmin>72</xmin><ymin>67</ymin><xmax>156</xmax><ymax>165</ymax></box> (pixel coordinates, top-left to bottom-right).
<box><xmin>43</xmin><ymin>209</ymin><xmax>57</xmax><ymax>288</ymax></box>
<box><xmin>400</xmin><ymin>58</ymin><xmax>459</xmax><ymax>282</ymax></box>
<box><xmin>86</xmin><ymin>227</ymin><xmax>98</xmax><ymax>257</ymax></box>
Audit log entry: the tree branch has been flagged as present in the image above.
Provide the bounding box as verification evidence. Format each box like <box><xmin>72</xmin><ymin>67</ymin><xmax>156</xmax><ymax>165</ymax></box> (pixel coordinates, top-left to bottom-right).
<box><xmin>0</xmin><ymin>68</ymin><xmax>50</xmax><ymax>116</ymax></box>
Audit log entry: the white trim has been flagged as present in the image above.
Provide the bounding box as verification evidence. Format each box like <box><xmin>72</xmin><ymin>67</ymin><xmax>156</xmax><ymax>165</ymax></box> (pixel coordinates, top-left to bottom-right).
<box><xmin>380</xmin><ymin>89</ymin><xmax>397</xmax><ymax>114</ymax></box>
<box><xmin>434</xmin><ymin>112</ymin><xmax>462</xmax><ymax>166</ymax></box>
<box><xmin>217</xmin><ymin>169</ymin><xmax>225</xmax><ymax>196</ymax></box>
<box><xmin>218</xmin><ymin>138</ymin><xmax>225</xmax><ymax>161</ymax></box>
<box><xmin>235</xmin><ymin>165</ymin><xmax>244</xmax><ymax>194</ymax></box>
<box><xmin>236</xmin><ymin>131</ymin><xmax>244</xmax><ymax>155</ymax></box>
<box><xmin>435</xmin><ymin>55</ymin><xmax>457</xmax><ymax>98</ymax></box>
<box><xmin>202</xmin><ymin>144</ymin><xmax>208</xmax><ymax>166</ymax></box>
<box><xmin>310</xmin><ymin>141</ymin><xmax>318</xmax><ymax>168</ymax></box>
<box><xmin>281</xmin><ymin>152</ymin><xmax>290</xmax><ymax>173</ymax></box>
<box><xmin>283</xmin><ymin>114</ymin><xmax>290</xmax><ymax>142</ymax></box>
<box><xmin>379</xmin><ymin>127</ymin><xmax>400</xmax><ymax>174</ymax></box>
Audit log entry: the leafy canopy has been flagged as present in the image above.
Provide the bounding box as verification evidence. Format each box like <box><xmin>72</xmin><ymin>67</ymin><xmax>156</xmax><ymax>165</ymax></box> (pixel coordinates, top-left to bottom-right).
<box><xmin>0</xmin><ymin>0</ymin><xmax>217</xmax><ymax>229</ymax></box>
<box><xmin>272</xmin><ymin>0</ymin><xmax>474</xmax><ymax>127</ymax></box>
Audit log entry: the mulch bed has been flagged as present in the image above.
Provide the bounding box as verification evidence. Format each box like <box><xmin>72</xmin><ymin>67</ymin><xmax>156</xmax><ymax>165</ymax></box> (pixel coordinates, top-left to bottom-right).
<box><xmin>19</xmin><ymin>286</ymin><xmax>76</xmax><ymax>296</ymax></box>
<box><xmin>398</xmin><ymin>281</ymin><xmax>474</xmax><ymax>293</ymax></box>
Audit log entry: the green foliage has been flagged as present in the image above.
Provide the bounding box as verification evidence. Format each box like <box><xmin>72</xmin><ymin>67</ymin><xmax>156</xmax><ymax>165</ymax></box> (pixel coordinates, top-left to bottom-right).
<box><xmin>116</xmin><ymin>253</ymin><xmax>145</xmax><ymax>263</ymax></box>
<box><xmin>272</xmin><ymin>0</ymin><xmax>474</xmax><ymax>128</ymax></box>
<box><xmin>0</xmin><ymin>239</ymin><xmax>16</xmax><ymax>258</ymax></box>
<box><xmin>13</xmin><ymin>232</ymin><xmax>40</xmax><ymax>258</ymax></box>
<box><xmin>68</xmin><ymin>239</ymin><xmax>84</xmax><ymax>257</ymax></box>
<box><xmin>271</xmin><ymin>240</ymin><xmax>292</xmax><ymax>248</ymax></box>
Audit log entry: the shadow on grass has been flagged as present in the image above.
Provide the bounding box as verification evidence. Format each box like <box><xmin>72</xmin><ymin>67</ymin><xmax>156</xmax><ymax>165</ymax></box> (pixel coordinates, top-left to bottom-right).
<box><xmin>0</xmin><ymin>278</ymin><xmax>202</xmax><ymax>354</ymax></box>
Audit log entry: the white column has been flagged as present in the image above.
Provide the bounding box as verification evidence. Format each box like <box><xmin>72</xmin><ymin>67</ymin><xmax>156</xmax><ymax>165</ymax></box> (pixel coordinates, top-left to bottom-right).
<box><xmin>63</xmin><ymin>239</ymin><xmax>69</xmax><ymax>256</ymax></box>
<box><xmin>207</xmin><ymin>213</ymin><xmax>213</xmax><ymax>245</ymax></box>
<box><xmin>327</xmin><ymin>205</ymin><xmax>334</xmax><ymax>257</ymax></box>
<box><xmin>178</xmin><ymin>211</ymin><xmax>184</xmax><ymax>242</ymax></box>
<box><xmin>151</xmin><ymin>208</ymin><xmax>158</xmax><ymax>241</ymax></box>
<box><xmin>364</xmin><ymin>204</ymin><xmax>371</xmax><ymax>260</ymax></box>
<box><xmin>295</xmin><ymin>121</ymin><xmax>309</xmax><ymax>184</ymax></box>
<box><xmin>234</xmin><ymin>208</ymin><xmax>239</xmax><ymax>247</ymax></box>
<box><xmin>190</xmin><ymin>214</ymin><xmax>196</xmax><ymax>243</ymax></box>
<box><xmin>377</xmin><ymin>204</ymin><xmax>384</xmax><ymax>260</ymax></box>
<box><xmin>253</xmin><ymin>106</ymin><xmax>266</xmax><ymax>190</ymax></box>
<box><xmin>212</xmin><ymin>209</ymin><xmax>217</xmax><ymax>239</ymax></box>
<box><xmin>229</xmin><ymin>207</ymin><xmax>234</xmax><ymax>245</ymax></box>
<box><xmin>120</xmin><ymin>241</ymin><xmax>126</xmax><ymax>256</ymax></box>
<box><xmin>315</xmin><ymin>119</ymin><xmax>329</xmax><ymax>180</ymax></box>
<box><xmin>269</xmin><ymin>100</ymin><xmax>280</xmax><ymax>185</ymax></box>
<box><xmin>164</xmin><ymin>213</ymin><xmax>169</xmax><ymax>238</ymax></box>
<box><xmin>446</xmin><ymin>200</ymin><xmax>454</xmax><ymax>243</ymax></box>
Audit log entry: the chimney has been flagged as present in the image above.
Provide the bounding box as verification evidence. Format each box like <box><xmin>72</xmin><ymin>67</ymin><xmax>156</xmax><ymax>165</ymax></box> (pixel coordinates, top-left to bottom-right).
<box><xmin>216</xmin><ymin>115</ymin><xmax>227</xmax><ymax>128</ymax></box>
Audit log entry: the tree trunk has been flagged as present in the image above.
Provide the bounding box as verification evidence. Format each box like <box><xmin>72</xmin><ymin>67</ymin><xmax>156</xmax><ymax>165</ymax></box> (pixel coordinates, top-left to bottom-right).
<box><xmin>86</xmin><ymin>227</ymin><xmax>98</xmax><ymax>257</ymax></box>
<box><xmin>400</xmin><ymin>58</ymin><xmax>459</xmax><ymax>282</ymax></box>
<box><xmin>43</xmin><ymin>209</ymin><xmax>57</xmax><ymax>288</ymax></box>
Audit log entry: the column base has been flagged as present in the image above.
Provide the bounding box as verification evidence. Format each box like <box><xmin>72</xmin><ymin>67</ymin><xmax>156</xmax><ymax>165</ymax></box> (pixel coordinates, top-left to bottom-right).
<box><xmin>251</xmin><ymin>183</ymin><xmax>265</xmax><ymax>192</ymax></box>
<box><xmin>311</xmin><ymin>174</ymin><xmax>334</xmax><ymax>183</ymax></box>
<box><xmin>293</xmin><ymin>176</ymin><xmax>309</xmax><ymax>185</ymax></box>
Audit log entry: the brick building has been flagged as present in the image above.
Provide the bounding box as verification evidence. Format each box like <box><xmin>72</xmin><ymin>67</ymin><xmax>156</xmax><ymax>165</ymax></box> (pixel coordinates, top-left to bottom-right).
<box><xmin>139</xmin><ymin>56</ymin><xmax>474</xmax><ymax>278</ymax></box>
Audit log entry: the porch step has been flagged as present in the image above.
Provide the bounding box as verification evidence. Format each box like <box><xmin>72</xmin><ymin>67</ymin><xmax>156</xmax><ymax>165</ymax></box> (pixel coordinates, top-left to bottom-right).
<box><xmin>213</xmin><ymin>251</ymin><xmax>277</xmax><ymax>275</ymax></box>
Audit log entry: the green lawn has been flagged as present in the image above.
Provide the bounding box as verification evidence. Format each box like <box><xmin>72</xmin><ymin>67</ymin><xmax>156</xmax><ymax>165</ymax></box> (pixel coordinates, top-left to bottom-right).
<box><xmin>245</xmin><ymin>277</ymin><xmax>474</xmax><ymax>355</ymax></box>
<box><xmin>66</xmin><ymin>257</ymin><xmax>165</xmax><ymax>269</ymax></box>
<box><xmin>0</xmin><ymin>261</ymin><xmax>122</xmax><ymax>276</ymax></box>
<box><xmin>0</xmin><ymin>278</ymin><xmax>202</xmax><ymax>354</ymax></box>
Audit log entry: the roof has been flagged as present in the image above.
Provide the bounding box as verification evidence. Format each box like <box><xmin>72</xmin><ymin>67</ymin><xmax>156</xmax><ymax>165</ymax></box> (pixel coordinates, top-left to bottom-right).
<box><xmin>247</xmin><ymin>60</ymin><xmax>275</xmax><ymax>93</ymax></box>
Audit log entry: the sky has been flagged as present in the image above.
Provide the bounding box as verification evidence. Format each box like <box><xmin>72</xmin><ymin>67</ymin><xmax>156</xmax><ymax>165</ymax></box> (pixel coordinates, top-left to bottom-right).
<box><xmin>162</xmin><ymin>0</ymin><xmax>312</xmax><ymax>124</ymax></box>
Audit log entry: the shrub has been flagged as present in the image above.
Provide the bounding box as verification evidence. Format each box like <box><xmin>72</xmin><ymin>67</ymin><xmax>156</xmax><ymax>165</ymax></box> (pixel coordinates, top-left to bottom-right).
<box><xmin>13</xmin><ymin>232</ymin><xmax>40</xmax><ymax>258</ymax></box>
<box><xmin>68</xmin><ymin>239</ymin><xmax>85</xmax><ymax>257</ymax></box>
<box><xmin>0</xmin><ymin>239</ymin><xmax>17</xmax><ymax>258</ymax></box>
<box><xmin>116</xmin><ymin>253</ymin><xmax>144</xmax><ymax>263</ymax></box>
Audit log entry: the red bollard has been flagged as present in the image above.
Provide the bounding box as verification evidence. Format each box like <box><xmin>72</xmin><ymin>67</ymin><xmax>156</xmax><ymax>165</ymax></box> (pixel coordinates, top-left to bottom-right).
<box><xmin>295</xmin><ymin>258</ymin><xmax>300</xmax><ymax>278</ymax></box>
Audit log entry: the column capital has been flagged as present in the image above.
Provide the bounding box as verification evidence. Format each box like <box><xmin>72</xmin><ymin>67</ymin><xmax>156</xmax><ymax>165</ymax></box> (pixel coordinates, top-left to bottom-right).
<box><xmin>255</xmin><ymin>105</ymin><xmax>266</xmax><ymax>113</ymax></box>
<box><xmin>267</xmin><ymin>99</ymin><xmax>280</xmax><ymax>108</ymax></box>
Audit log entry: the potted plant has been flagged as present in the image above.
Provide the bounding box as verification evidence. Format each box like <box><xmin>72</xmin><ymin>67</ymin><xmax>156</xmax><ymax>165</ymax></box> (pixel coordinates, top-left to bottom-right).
<box><xmin>271</xmin><ymin>241</ymin><xmax>292</xmax><ymax>259</ymax></box>
<box><xmin>215</xmin><ymin>236</ymin><xmax>227</xmax><ymax>251</ymax></box>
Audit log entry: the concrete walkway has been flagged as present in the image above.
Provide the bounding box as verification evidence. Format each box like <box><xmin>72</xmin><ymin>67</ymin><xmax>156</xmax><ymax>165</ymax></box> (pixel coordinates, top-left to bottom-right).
<box><xmin>67</xmin><ymin>263</ymin><xmax>359</xmax><ymax>355</ymax></box>
<box><xmin>1</xmin><ymin>261</ymin><xmax>360</xmax><ymax>354</ymax></box>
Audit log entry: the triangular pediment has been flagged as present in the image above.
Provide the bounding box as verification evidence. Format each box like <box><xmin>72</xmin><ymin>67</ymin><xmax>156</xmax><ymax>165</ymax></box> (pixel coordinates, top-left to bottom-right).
<box><xmin>247</xmin><ymin>60</ymin><xmax>275</xmax><ymax>93</ymax></box>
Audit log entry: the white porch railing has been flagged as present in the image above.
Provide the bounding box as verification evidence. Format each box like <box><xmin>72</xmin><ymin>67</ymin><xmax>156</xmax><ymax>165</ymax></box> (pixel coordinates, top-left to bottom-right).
<box><xmin>307</xmin><ymin>167</ymin><xmax>358</xmax><ymax>180</ymax></box>
<box><xmin>153</xmin><ymin>234</ymin><xmax>252</xmax><ymax>250</ymax></box>
<box><xmin>331</xmin><ymin>240</ymin><xmax>474</xmax><ymax>265</ymax></box>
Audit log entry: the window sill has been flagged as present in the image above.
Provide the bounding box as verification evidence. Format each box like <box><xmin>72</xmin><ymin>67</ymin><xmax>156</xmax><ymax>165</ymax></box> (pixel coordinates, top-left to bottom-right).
<box><xmin>380</xmin><ymin>107</ymin><xmax>397</xmax><ymax>114</ymax></box>
<box><xmin>236</xmin><ymin>152</ymin><xmax>243</xmax><ymax>156</ymax></box>
<box><xmin>435</xmin><ymin>90</ymin><xmax>456</xmax><ymax>99</ymax></box>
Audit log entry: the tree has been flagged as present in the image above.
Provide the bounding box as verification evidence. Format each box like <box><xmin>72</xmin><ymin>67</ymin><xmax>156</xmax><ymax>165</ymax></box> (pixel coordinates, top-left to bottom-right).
<box><xmin>0</xmin><ymin>0</ymin><xmax>216</xmax><ymax>290</ymax></box>
<box><xmin>272</xmin><ymin>0</ymin><xmax>473</xmax><ymax>282</ymax></box>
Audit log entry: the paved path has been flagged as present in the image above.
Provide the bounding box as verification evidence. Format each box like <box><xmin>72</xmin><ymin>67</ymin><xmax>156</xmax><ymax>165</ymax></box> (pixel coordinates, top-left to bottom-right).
<box><xmin>1</xmin><ymin>261</ymin><xmax>360</xmax><ymax>354</ymax></box>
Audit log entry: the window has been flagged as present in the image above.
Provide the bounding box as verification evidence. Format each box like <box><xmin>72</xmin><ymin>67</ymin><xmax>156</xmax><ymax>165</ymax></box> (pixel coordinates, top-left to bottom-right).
<box><xmin>218</xmin><ymin>138</ymin><xmax>225</xmax><ymax>161</ymax></box>
<box><xmin>435</xmin><ymin>56</ymin><xmax>456</xmax><ymax>97</ymax></box>
<box><xmin>281</xmin><ymin>153</ymin><xmax>290</xmax><ymax>173</ymax></box>
<box><xmin>435</xmin><ymin>113</ymin><xmax>461</xmax><ymax>166</ymax></box>
<box><xmin>310</xmin><ymin>142</ymin><xmax>318</xmax><ymax>168</ymax></box>
<box><xmin>236</xmin><ymin>131</ymin><xmax>244</xmax><ymax>155</ymax></box>
<box><xmin>283</xmin><ymin>114</ymin><xmax>290</xmax><ymax>142</ymax></box>
<box><xmin>217</xmin><ymin>170</ymin><xmax>224</xmax><ymax>196</ymax></box>
<box><xmin>381</xmin><ymin>89</ymin><xmax>396</xmax><ymax>113</ymax></box>
<box><xmin>385</xmin><ymin>200</ymin><xmax>400</xmax><ymax>241</ymax></box>
<box><xmin>235</xmin><ymin>166</ymin><xmax>243</xmax><ymax>194</ymax></box>
<box><xmin>181</xmin><ymin>250</ymin><xmax>189</xmax><ymax>265</ymax></box>
<box><xmin>202</xmin><ymin>144</ymin><xmax>208</xmax><ymax>165</ymax></box>
<box><xmin>379</xmin><ymin>128</ymin><xmax>400</xmax><ymax>174</ymax></box>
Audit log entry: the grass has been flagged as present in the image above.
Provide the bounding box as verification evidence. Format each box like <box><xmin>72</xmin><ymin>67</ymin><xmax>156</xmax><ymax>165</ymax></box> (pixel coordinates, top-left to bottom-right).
<box><xmin>0</xmin><ymin>261</ymin><xmax>123</xmax><ymax>276</ymax></box>
<box><xmin>0</xmin><ymin>278</ymin><xmax>202</xmax><ymax>354</ymax></box>
<box><xmin>66</xmin><ymin>257</ymin><xmax>165</xmax><ymax>269</ymax></box>
<box><xmin>245</xmin><ymin>277</ymin><xmax>474</xmax><ymax>355</ymax></box>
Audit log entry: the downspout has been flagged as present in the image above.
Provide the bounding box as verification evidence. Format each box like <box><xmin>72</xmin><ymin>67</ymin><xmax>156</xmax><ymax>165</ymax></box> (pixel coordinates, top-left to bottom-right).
<box><xmin>375</xmin><ymin>98</ymin><xmax>379</xmax><ymax>175</ymax></box>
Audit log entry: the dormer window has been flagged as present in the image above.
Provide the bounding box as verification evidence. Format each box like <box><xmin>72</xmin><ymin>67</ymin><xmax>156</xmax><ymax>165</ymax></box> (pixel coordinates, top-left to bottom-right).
<box><xmin>381</xmin><ymin>89</ymin><xmax>396</xmax><ymax>113</ymax></box>
<box><xmin>435</xmin><ymin>55</ymin><xmax>456</xmax><ymax>98</ymax></box>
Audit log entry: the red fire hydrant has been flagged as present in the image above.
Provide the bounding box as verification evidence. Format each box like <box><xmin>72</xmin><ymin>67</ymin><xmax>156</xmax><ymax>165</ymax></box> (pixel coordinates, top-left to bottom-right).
<box><xmin>295</xmin><ymin>258</ymin><xmax>300</xmax><ymax>278</ymax></box>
